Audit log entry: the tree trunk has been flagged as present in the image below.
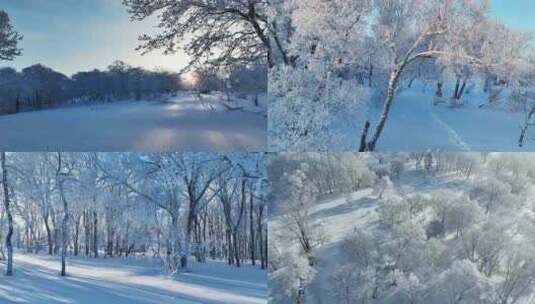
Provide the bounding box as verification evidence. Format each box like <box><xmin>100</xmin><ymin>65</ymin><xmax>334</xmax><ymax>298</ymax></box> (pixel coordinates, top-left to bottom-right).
<box><xmin>59</xmin><ymin>174</ymin><xmax>69</xmax><ymax>276</ymax></box>
<box><xmin>226</xmin><ymin>229</ymin><xmax>233</xmax><ymax>265</ymax></box>
<box><xmin>257</xmin><ymin>205</ymin><xmax>266</xmax><ymax>269</ymax></box>
<box><xmin>436</xmin><ymin>82</ymin><xmax>443</xmax><ymax>98</ymax></box>
<box><xmin>84</xmin><ymin>210</ymin><xmax>90</xmax><ymax>256</ymax></box>
<box><xmin>54</xmin><ymin>152</ymin><xmax>69</xmax><ymax>277</ymax></box>
<box><xmin>249</xmin><ymin>188</ymin><xmax>255</xmax><ymax>266</ymax></box>
<box><xmin>263</xmin><ymin>224</ymin><xmax>268</xmax><ymax>269</ymax></box>
<box><xmin>365</xmin><ymin>68</ymin><xmax>402</xmax><ymax>151</ymax></box>
<box><xmin>2</xmin><ymin>152</ymin><xmax>14</xmax><ymax>276</ymax></box>
<box><xmin>233</xmin><ymin>232</ymin><xmax>240</xmax><ymax>267</ymax></box>
<box><xmin>458</xmin><ymin>80</ymin><xmax>467</xmax><ymax>99</ymax></box>
<box><xmin>453</xmin><ymin>77</ymin><xmax>461</xmax><ymax>99</ymax></box>
<box><xmin>181</xmin><ymin>205</ymin><xmax>196</xmax><ymax>269</ymax></box>
<box><xmin>44</xmin><ymin>213</ymin><xmax>53</xmax><ymax>255</ymax></box>
<box><xmin>93</xmin><ymin>210</ymin><xmax>98</xmax><ymax>258</ymax></box>
<box><xmin>368</xmin><ymin>62</ymin><xmax>373</xmax><ymax>87</ymax></box>
<box><xmin>73</xmin><ymin>215</ymin><xmax>80</xmax><ymax>256</ymax></box>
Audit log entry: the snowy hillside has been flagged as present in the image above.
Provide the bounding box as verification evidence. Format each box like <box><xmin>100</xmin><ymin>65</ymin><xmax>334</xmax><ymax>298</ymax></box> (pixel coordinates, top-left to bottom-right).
<box><xmin>0</xmin><ymin>253</ymin><xmax>267</xmax><ymax>304</ymax></box>
<box><xmin>269</xmin><ymin>153</ymin><xmax>535</xmax><ymax>304</ymax></box>
<box><xmin>0</xmin><ymin>93</ymin><xmax>266</xmax><ymax>151</ymax></box>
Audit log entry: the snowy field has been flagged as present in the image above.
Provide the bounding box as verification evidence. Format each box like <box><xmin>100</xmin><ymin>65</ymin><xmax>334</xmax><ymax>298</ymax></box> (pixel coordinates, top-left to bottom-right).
<box><xmin>0</xmin><ymin>93</ymin><xmax>266</xmax><ymax>151</ymax></box>
<box><xmin>0</xmin><ymin>253</ymin><xmax>267</xmax><ymax>304</ymax></box>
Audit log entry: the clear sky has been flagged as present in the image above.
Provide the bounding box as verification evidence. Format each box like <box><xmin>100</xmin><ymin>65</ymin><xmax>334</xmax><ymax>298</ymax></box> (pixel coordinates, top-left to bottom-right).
<box><xmin>490</xmin><ymin>0</ymin><xmax>535</xmax><ymax>31</ymax></box>
<box><xmin>2</xmin><ymin>0</ymin><xmax>189</xmax><ymax>76</ymax></box>
<box><xmin>1</xmin><ymin>0</ymin><xmax>533</xmax><ymax>76</ymax></box>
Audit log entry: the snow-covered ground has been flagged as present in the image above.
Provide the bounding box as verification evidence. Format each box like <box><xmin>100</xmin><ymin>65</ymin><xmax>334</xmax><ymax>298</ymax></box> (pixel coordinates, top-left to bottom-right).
<box><xmin>0</xmin><ymin>93</ymin><xmax>266</xmax><ymax>151</ymax></box>
<box><xmin>0</xmin><ymin>253</ymin><xmax>267</xmax><ymax>304</ymax></box>
<box><xmin>370</xmin><ymin>86</ymin><xmax>534</xmax><ymax>151</ymax></box>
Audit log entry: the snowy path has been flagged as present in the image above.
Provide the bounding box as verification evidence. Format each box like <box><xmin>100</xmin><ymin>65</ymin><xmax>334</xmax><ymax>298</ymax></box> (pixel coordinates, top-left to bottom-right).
<box><xmin>368</xmin><ymin>90</ymin><xmax>472</xmax><ymax>151</ymax></box>
<box><xmin>429</xmin><ymin>110</ymin><xmax>471</xmax><ymax>151</ymax></box>
<box><xmin>0</xmin><ymin>254</ymin><xmax>267</xmax><ymax>304</ymax></box>
<box><xmin>0</xmin><ymin>96</ymin><xmax>266</xmax><ymax>151</ymax></box>
<box><xmin>368</xmin><ymin>87</ymin><xmax>535</xmax><ymax>151</ymax></box>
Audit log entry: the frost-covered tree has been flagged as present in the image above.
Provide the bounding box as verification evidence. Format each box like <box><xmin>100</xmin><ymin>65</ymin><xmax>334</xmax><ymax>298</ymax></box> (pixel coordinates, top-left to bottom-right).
<box><xmin>360</xmin><ymin>0</ymin><xmax>493</xmax><ymax>151</ymax></box>
<box><xmin>432</xmin><ymin>260</ymin><xmax>482</xmax><ymax>304</ymax></box>
<box><xmin>279</xmin><ymin>164</ymin><xmax>322</xmax><ymax>257</ymax></box>
<box><xmin>469</xmin><ymin>177</ymin><xmax>513</xmax><ymax>214</ymax></box>
<box><xmin>122</xmin><ymin>0</ymin><xmax>272</xmax><ymax>69</ymax></box>
<box><xmin>0</xmin><ymin>152</ymin><xmax>266</xmax><ymax>280</ymax></box>
<box><xmin>269</xmin><ymin>0</ymin><xmax>371</xmax><ymax>151</ymax></box>
<box><xmin>55</xmin><ymin>152</ymin><xmax>78</xmax><ymax>276</ymax></box>
<box><xmin>378</xmin><ymin>192</ymin><xmax>408</xmax><ymax>227</ymax></box>
<box><xmin>269</xmin><ymin>0</ymin><xmax>528</xmax><ymax>151</ymax></box>
<box><xmin>484</xmin><ymin>243</ymin><xmax>535</xmax><ymax>304</ymax></box>
<box><xmin>0</xmin><ymin>10</ymin><xmax>22</xmax><ymax>61</ymax></box>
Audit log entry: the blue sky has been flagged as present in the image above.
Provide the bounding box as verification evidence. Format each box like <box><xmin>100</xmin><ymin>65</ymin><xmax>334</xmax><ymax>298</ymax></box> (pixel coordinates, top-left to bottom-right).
<box><xmin>1</xmin><ymin>0</ymin><xmax>533</xmax><ymax>76</ymax></box>
<box><xmin>490</xmin><ymin>0</ymin><xmax>535</xmax><ymax>31</ymax></box>
<box><xmin>2</xmin><ymin>0</ymin><xmax>189</xmax><ymax>76</ymax></box>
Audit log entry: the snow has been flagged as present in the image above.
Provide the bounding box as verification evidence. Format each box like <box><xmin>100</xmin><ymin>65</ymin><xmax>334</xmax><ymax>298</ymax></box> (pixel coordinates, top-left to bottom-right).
<box><xmin>309</xmin><ymin>190</ymin><xmax>378</xmax><ymax>243</ymax></box>
<box><xmin>0</xmin><ymin>93</ymin><xmax>266</xmax><ymax>151</ymax></box>
<box><xmin>0</xmin><ymin>253</ymin><xmax>267</xmax><ymax>304</ymax></box>
<box><xmin>366</xmin><ymin>83</ymin><xmax>535</xmax><ymax>151</ymax></box>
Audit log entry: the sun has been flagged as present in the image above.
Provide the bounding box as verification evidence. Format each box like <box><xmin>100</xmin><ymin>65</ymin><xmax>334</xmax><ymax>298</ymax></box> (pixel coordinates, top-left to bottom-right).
<box><xmin>181</xmin><ymin>72</ymin><xmax>199</xmax><ymax>89</ymax></box>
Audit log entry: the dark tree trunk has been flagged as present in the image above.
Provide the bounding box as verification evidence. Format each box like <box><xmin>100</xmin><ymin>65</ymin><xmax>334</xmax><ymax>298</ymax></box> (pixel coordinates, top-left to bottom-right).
<box><xmin>233</xmin><ymin>233</ymin><xmax>240</xmax><ymax>267</ymax></box>
<box><xmin>249</xmin><ymin>189</ymin><xmax>255</xmax><ymax>266</ymax></box>
<box><xmin>368</xmin><ymin>62</ymin><xmax>373</xmax><ymax>87</ymax></box>
<box><xmin>73</xmin><ymin>215</ymin><xmax>80</xmax><ymax>256</ymax></box>
<box><xmin>84</xmin><ymin>210</ymin><xmax>90</xmax><ymax>256</ymax></box>
<box><xmin>458</xmin><ymin>81</ymin><xmax>467</xmax><ymax>99</ymax></box>
<box><xmin>453</xmin><ymin>77</ymin><xmax>461</xmax><ymax>99</ymax></box>
<box><xmin>226</xmin><ymin>229</ymin><xmax>233</xmax><ymax>265</ymax></box>
<box><xmin>436</xmin><ymin>82</ymin><xmax>443</xmax><ymax>98</ymax></box>
<box><xmin>44</xmin><ymin>213</ymin><xmax>53</xmax><ymax>255</ymax></box>
<box><xmin>93</xmin><ymin>210</ymin><xmax>98</xmax><ymax>258</ymax></box>
<box><xmin>2</xmin><ymin>152</ymin><xmax>14</xmax><ymax>276</ymax></box>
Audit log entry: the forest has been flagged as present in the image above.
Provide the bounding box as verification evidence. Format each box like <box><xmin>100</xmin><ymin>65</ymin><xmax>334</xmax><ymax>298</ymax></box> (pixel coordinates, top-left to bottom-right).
<box><xmin>0</xmin><ymin>152</ymin><xmax>268</xmax><ymax>277</ymax></box>
<box><xmin>269</xmin><ymin>153</ymin><xmax>535</xmax><ymax>304</ymax></box>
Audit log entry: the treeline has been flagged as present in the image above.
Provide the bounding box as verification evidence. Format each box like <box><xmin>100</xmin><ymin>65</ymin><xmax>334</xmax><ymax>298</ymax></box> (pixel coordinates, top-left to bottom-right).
<box><xmin>0</xmin><ymin>60</ymin><xmax>268</xmax><ymax>115</ymax></box>
<box><xmin>0</xmin><ymin>61</ymin><xmax>181</xmax><ymax>114</ymax></box>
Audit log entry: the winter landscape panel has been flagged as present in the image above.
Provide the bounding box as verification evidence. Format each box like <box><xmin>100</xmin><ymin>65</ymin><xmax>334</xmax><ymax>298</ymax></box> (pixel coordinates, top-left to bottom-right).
<box><xmin>268</xmin><ymin>0</ymin><xmax>535</xmax><ymax>152</ymax></box>
<box><xmin>0</xmin><ymin>152</ymin><xmax>268</xmax><ymax>303</ymax></box>
<box><xmin>269</xmin><ymin>153</ymin><xmax>535</xmax><ymax>304</ymax></box>
<box><xmin>0</xmin><ymin>1</ymin><xmax>267</xmax><ymax>151</ymax></box>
